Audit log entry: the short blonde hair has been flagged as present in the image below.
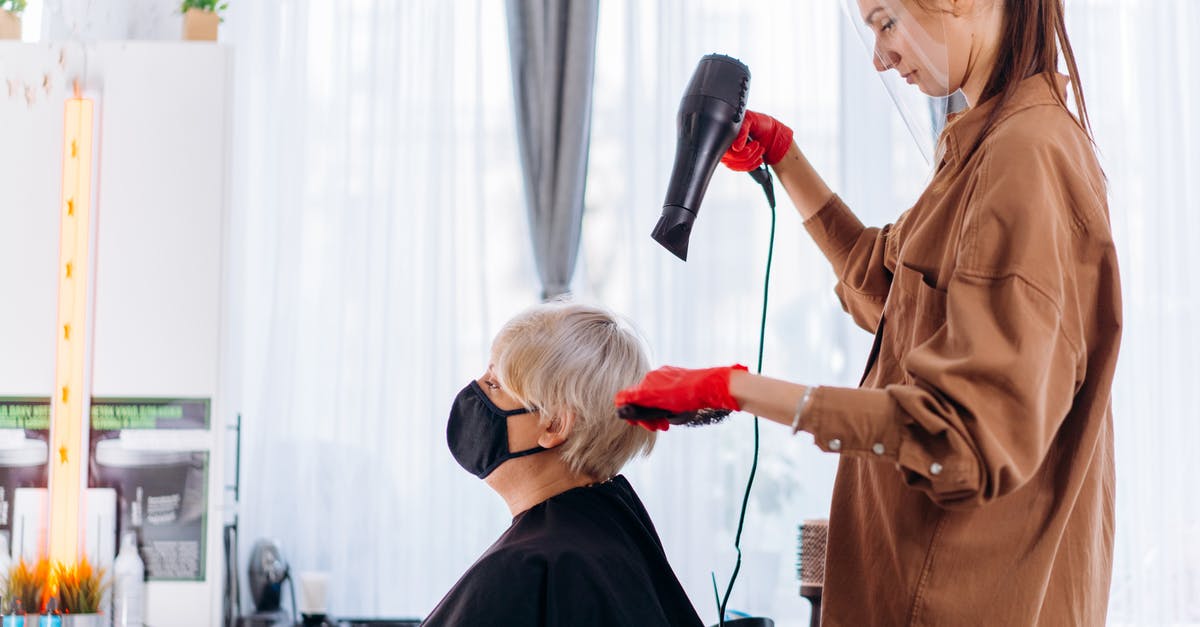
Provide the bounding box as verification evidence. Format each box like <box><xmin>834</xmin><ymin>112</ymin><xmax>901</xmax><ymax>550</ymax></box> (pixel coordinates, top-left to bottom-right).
<box><xmin>492</xmin><ymin>302</ymin><xmax>655</xmax><ymax>479</ymax></box>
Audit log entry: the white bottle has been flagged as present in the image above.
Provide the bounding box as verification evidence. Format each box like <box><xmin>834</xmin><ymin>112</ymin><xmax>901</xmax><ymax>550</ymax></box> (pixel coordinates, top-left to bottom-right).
<box><xmin>112</xmin><ymin>532</ymin><xmax>145</xmax><ymax>627</ymax></box>
<box><xmin>0</xmin><ymin>531</ymin><xmax>12</xmax><ymax>577</ymax></box>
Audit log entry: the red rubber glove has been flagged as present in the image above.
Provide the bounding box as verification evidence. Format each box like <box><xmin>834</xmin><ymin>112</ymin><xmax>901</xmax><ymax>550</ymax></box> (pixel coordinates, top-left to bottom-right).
<box><xmin>614</xmin><ymin>365</ymin><xmax>748</xmax><ymax>431</ymax></box>
<box><xmin>721</xmin><ymin>110</ymin><xmax>794</xmax><ymax>172</ymax></box>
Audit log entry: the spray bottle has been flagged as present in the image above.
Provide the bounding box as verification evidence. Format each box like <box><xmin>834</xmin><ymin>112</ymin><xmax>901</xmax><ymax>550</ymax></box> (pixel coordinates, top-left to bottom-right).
<box><xmin>112</xmin><ymin>532</ymin><xmax>145</xmax><ymax>627</ymax></box>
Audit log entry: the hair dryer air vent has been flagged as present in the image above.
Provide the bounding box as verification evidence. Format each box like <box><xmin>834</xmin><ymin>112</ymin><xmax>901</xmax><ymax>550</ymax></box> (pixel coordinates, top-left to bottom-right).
<box><xmin>652</xmin><ymin>54</ymin><xmax>751</xmax><ymax>260</ymax></box>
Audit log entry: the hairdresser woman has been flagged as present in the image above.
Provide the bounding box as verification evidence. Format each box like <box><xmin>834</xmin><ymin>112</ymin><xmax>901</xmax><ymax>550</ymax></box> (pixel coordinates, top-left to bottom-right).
<box><xmin>617</xmin><ymin>0</ymin><xmax>1121</xmax><ymax>624</ymax></box>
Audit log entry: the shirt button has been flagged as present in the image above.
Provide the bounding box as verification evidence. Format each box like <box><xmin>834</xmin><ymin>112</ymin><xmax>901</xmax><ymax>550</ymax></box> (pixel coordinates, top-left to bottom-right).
<box><xmin>872</xmin><ymin>443</ymin><xmax>885</xmax><ymax>455</ymax></box>
<box><xmin>930</xmin><ymin>462</ymin><xmax>943</xmax><ymax>476</ymax></box>
<box><xmin>828</xmin><ymin>438</ymin><xmax>842</xmax><ymax>451</ymax></box>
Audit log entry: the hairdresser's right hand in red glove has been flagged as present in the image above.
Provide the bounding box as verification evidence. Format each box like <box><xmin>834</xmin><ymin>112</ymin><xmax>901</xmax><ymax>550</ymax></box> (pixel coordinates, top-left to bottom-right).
<box><xmin>614</xmin><ymin>365</ymin><xmax>748</xmax><ymax>431</ymax></box>
<box><xmin>721</xmin><ymin>110</ymin><xmax>794</xmax><ymax>171</ymax></box>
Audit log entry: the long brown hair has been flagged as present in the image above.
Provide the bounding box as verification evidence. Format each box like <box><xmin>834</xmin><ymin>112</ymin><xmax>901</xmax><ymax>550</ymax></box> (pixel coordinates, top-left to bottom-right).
<box><xmin>925</xmin><ymin>0</ymin><xmax>1093</xmax><ymax>167</ymax></box>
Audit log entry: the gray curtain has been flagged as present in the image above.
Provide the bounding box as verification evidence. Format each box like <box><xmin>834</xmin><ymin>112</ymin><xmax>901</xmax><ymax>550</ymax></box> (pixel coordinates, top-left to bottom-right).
<box><xmin>505</xmin><ymin>0</ymin><xmax>599</xmax><ymax>300</ymax></box>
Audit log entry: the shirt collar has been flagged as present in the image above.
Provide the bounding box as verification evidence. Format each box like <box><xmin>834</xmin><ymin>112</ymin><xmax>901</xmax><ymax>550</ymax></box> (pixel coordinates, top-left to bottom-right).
<box><xmin>936</xmin><ymin>72</ymin><xmax>1070</xmax><ymax>169</ymax></box>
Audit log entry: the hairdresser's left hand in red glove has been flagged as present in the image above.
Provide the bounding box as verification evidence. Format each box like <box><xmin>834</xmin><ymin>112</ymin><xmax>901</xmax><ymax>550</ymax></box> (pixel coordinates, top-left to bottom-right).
<box><xmin>614</xmin><ymin>365</ymin><xmax>748</xmax><ymax>431</ymax></box>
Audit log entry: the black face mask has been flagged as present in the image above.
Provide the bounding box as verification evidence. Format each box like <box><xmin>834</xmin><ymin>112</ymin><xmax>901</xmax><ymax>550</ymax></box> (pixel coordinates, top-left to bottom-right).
<box><xmin>446</xmin><ymin>380</ymin><xmax>548</xmax><ymax>479</ymax></box>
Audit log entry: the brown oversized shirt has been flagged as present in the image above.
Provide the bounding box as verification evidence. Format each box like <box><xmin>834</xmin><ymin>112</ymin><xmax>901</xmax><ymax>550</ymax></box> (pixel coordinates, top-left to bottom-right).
<box><xmin>799</xmin><ymin>73</ymin><xmax>1121</xmax><ymax>625</ymax></box>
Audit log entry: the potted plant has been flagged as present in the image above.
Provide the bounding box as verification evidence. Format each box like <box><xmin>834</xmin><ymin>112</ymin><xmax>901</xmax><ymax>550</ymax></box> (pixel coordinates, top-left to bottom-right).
<box><xmin>180</xmin><ymin>0</ymin><xmax>228</xmax><ymax>42</ymax></box>
<box><xmin>55</xmin><ymin>559</ymin><xmax>109</xmax><ymax>627</ymax></box>
<box><xmin>0</xmin><ymin>0</ymin><xmax>25</xmax><ymax>40</ymax></box>
<box><xmin>3</xmin><ymin>557</ymin><xmax>50</xmax><ymax>625</ymax></box>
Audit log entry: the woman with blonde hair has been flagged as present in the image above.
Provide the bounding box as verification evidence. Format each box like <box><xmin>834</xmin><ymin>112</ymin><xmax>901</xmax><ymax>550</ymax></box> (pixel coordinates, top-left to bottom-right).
<box><xmin>424</xmin><ymin>302</ymin><xmax>703</xmax><ymax>627</ymax></box>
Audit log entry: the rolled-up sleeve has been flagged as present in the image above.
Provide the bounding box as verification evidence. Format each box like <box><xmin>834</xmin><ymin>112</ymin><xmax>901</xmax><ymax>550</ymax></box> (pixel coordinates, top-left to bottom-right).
<box><xmin>803</xmin><ymin>195</ymin><xmax>897</xmax><ymax>334</ymax></box>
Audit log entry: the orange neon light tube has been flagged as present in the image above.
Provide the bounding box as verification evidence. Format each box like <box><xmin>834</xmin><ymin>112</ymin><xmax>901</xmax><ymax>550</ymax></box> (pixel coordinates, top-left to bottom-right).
<box><xmin>49</xmin><ymin>96</ymin><xmax>93</xmax><ymax>564</ymax></box>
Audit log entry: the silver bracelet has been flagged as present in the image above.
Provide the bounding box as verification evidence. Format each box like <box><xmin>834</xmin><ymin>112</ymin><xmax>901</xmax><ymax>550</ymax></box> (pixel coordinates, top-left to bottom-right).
<box><xmin>791</xmin><ymin>386</ymin><xmax>817</xmax><ymax>434</ymax></box>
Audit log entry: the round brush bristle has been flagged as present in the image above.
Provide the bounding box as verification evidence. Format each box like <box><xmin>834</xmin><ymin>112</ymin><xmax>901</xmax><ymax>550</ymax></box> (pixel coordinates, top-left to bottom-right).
<box><xmin>798</xmin><ymin>518</ymin><xmax>828</xmax><ymax>589</ymax></box>
<box><xmin>670</xmin><ymin>408</ymin><xmax>733</xmax><ymax>426</ymax></box>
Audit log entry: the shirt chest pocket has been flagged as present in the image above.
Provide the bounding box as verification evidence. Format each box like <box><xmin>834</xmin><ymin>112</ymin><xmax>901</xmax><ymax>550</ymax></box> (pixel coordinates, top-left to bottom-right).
<box><xmin>871</xmin><ymin>263</ymin><xmax>949</xmax><ymax>385</ymax></box>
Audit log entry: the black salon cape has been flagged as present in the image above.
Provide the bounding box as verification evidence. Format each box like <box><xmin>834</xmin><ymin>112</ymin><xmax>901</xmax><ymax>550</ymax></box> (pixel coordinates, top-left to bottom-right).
<box><xmin>422</xmin><ymin>475</ymin><xmax>704</xmax><ymax>627</ymax></box>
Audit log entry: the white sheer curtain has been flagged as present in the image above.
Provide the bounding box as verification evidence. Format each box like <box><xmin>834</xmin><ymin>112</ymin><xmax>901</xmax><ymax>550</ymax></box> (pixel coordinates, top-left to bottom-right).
<box><xmin>575</xmin><ymin>2</ymin><xmax>927</xmax><ymax>623</ymax></box>
<box><xmin>225</xmin><ymin>1</ymin><xmax>1198</xmax><ymax>625</ymax></box>
<box><xmin>224</xmin><ymin>0</ymin><xmax>540</xmax><ymax>618</ymax></box>
<box><xmin>1069</xmin><ymin>1</ymin><xmax>1200</xmax><ymax>623</ymax></box>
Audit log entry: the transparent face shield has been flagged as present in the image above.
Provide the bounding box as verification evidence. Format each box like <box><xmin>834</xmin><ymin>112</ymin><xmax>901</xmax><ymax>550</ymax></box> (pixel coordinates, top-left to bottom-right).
<box><xmin>840</xmin><ymin>0</ymin><xmax>966</xmax><ymax>165</ymax></box>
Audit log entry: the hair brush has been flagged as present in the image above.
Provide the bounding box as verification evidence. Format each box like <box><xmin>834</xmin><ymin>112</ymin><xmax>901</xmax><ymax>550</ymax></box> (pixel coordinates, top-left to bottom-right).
<box><xmin>616</xmin><ymin>403</ymin><xmax>733</xmax><ymax>427</ymax></box>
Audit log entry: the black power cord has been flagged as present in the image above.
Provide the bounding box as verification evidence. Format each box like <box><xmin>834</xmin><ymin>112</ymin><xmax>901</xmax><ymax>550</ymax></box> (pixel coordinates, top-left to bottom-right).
<box><xmin>713</xmin><ymin>162</ymin><xmax>778</xmax><ymax>626</ymax></box>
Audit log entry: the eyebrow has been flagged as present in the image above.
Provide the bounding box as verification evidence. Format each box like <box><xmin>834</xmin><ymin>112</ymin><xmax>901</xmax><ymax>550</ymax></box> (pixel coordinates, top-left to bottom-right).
<box><xmin>864</xmin><ymin>7</ymin><xmax>884</xmax><ymax>26</ymax></box>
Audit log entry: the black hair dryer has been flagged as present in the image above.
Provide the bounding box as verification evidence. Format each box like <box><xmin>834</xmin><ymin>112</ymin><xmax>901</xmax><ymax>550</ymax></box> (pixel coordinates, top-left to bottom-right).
<box><xmin>653</xmin><ymin>54</ymin><xmax>772</xmax><ymax>261</ymax></box>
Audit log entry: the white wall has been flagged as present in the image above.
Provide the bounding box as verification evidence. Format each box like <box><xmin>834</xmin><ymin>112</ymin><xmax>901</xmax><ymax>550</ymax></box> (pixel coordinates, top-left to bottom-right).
<box><xmin>0</xmin><ymin>42</ymin><xmax>232</xmax><ymax>626</ymax></box>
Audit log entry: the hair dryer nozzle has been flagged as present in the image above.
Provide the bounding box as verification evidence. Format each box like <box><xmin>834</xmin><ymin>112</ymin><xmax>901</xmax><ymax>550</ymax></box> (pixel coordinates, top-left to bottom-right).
<box><xmin>651</xmin><ymin>205</ymin><xmax>695</xmax><ymax>261</ymax></box>
<box><xmin>653</xmin><ymin>54</ymin><xmax>750</xmax><ymax>260</ymax></box>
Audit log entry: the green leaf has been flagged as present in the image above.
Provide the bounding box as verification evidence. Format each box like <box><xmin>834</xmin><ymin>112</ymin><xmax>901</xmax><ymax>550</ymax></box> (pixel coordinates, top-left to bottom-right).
<box><xmin>2</xmin><ymin>0</ymin><xmax>27</xmax><ymax>16</ymax></box>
